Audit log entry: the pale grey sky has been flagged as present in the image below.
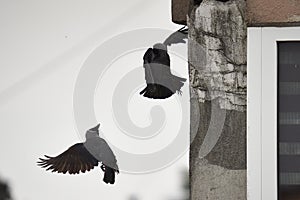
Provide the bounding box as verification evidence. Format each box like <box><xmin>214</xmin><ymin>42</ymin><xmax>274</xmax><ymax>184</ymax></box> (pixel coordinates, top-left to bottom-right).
<box><xmin>0</xmin><ymin>1</ymin><xmax>189</xmax><ymax>200</ymax></box>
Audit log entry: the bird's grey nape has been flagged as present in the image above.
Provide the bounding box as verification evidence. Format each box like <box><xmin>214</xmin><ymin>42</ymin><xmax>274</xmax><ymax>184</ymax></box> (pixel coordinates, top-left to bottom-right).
<box><xmin>153</xmin><ymin>43</ymin><xmax>167</xmax><ymax>51</ymax></box>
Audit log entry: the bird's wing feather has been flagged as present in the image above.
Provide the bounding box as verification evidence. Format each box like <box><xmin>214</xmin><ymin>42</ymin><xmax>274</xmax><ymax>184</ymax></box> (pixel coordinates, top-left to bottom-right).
<box><xmin>143</xmin><ymin>48</ymin><xmax>154</xmax><ymax>64</ymax></box>
<box><xmin>147</xmin><ymin>49</ymin><xmax>172</xmax><ymax>86</ymax></box>
<box><xmin>143</xmin><ymin>48</ymin><xmax>155</xmax><ymax>84</ymax></box>
<box><xmin>37</xmin><ymin>143</ymin><xmax>99</xmax><ymax>175</ymax></box>
<box><xmin>163</xmin><ymin>26</ymin><xmax>188</xmax><ymax>46</ymax></box>
<box><xmin>143</xmin><ymin>48</ymin><xmax>171</xmax><ymax>83</ymax></box>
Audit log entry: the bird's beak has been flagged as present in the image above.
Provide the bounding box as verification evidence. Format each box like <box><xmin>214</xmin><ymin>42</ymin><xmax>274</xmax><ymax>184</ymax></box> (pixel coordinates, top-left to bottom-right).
<box><xmin>89</xmin><ymin>123</ymin><xmax>100</xmax><ymax>132</ymax></box>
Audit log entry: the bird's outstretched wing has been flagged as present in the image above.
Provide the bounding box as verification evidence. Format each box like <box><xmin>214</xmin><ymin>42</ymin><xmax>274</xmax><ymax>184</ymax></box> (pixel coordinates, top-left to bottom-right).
<box><xmin>163</xmin><ymin>26</ymin><xmax>188</xmax><ymax>46</ymax></box>
<box><xmin>37</xmin><ymin>143</ymin><xmax>99</xmax><ymax>174</ymax></box>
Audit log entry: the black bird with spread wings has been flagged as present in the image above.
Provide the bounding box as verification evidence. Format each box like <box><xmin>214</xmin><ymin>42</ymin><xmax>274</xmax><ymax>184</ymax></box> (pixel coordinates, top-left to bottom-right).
<box><xmin>140</xmin><ymin>26</ymin><xmax>188</xmax><ymax>99</ymax></box>
<box><xmin>37</xmin><ymin>124</ymin><xmax>119</xmax><ymax>184</ymax></box>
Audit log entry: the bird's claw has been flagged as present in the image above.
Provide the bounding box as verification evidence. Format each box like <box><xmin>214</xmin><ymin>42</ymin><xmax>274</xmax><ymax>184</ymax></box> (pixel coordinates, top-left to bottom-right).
<box><xmin>178</xmin><ymin>26</ymin><xmax>188</xmax><ymax>34</ymax></box>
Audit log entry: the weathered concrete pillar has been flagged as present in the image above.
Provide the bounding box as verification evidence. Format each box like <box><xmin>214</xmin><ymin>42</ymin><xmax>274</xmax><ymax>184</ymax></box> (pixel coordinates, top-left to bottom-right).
<box><xmin>188</xmin><ymin>0</ymin><xmax>247</xmax><ymax>199</ymax></box>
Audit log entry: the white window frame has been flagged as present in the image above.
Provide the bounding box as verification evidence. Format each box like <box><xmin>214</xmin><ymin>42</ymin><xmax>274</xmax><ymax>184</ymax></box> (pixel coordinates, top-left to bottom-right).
<box><xmin>247</xmin><ymin>27</ymin><xmax>300</xmax><ymax>200</ymax></box>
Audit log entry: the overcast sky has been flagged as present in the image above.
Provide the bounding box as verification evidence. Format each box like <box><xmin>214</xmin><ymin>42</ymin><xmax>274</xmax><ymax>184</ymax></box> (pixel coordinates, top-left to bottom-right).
<box><xmin>0</xmin><ymin>1</ymin><xmax>189</xmax><ymax>200</ymax></box>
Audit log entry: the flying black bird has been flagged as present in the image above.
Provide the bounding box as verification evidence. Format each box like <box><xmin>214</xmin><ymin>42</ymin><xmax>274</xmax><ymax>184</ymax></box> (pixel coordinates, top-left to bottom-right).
<box><xmin>139</xmin><ymin>27</ymin><xmax>187</xmax><ymax>99</ymax></box>
<box><xmin>37</xmin><ymin>124</ymin><xmax>119</xmax><ymax>184</ymax></box>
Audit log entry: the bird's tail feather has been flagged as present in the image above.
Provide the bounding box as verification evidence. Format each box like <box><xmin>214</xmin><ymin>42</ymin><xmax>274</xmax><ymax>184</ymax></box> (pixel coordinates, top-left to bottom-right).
<box><xmin>102</xmin><ymin>165</ymin><xmax>116</xmax><ymax>184</ymax></box>
<box><xmin>140</xmin><ymin>84</ymin><xmax>173</xmax><ymax>99</ymax></box>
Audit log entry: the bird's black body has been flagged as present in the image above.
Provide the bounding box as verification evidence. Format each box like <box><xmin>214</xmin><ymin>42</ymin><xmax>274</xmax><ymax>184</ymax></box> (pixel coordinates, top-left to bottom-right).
<box><xmin>37</xmin><ymin>124</ymin><xmax>119</xmax><ymax>184</ymax></box>
<box><xmin>140</xmin><ymin>43</ymin><xmax>186</xmax><ymax>99</ymax></box>
<box><xmin>140</xmin><ymin>27</ymin><xmax>187</xmax><ymax>99</ymax></box>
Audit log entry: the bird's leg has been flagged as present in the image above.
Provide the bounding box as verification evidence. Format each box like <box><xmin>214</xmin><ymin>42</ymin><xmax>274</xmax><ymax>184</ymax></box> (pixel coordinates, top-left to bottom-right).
<box><xmin>178</xmin><ymin>26</ymin><xmax>186</xmax><ymax>32</ymax></box>
<box><xmin>178</xmin><ymin>26</ymin><xmax>188</xmax><ymax>34</ymax></box>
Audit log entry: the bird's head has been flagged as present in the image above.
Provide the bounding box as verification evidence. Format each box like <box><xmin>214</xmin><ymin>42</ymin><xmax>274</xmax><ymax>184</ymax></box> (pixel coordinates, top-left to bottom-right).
<box><xmin>85</xmin><ymin>123</ymin><xmax>100</xmax><ymax>139</ymax></box>
<box><xmin>153</xmin><ymin>43</ymin><xmax>167</xmax><ymax>52</ymax></box>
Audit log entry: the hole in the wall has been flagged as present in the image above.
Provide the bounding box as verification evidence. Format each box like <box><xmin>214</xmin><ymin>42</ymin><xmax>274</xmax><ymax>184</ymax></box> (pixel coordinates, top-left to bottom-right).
<box><xmin>193</xmin><ymin>0</ymin><xmax>202</xmax><ymax>6</ymax></box>
<box><xmin>193</xmin><ymin>0</ymin><xmax>231</xmax><ymax>6</ymax></box>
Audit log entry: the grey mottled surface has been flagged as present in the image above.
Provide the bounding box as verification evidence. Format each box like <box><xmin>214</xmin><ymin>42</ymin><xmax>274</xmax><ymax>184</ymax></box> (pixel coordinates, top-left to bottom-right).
<box><xmin>188</xmin><ymin>0</ymin><xmax>247</xmax><ymax>199</ymax></box>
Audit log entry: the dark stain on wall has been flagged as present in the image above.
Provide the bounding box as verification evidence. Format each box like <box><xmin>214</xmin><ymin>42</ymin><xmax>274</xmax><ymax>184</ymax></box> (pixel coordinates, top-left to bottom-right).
<box><xmin>190</xmin><ymin>99</ymin><xmax>246</xmax><ymax>170</ymax></box>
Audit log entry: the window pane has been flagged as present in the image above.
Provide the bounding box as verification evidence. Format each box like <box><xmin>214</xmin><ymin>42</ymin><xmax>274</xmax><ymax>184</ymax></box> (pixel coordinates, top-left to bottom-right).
<box><xmin>278</xmin><ymin>42</ymin><xmax>300</xmax><ymax>200</ymax></box>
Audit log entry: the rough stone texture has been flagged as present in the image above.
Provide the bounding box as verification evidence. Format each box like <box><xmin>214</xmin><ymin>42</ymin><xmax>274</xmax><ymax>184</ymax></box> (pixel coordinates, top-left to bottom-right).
<box><xmin>188</xmin><ymin>0</ymin><xmax>247</xmax><ymax>199</ymax></box>
<box><xmin>191</xmin><ymin>159</ymin><xmax>246</xmax><ymax>200</ymax></box>
<box><xmin>189</xmin><ymin>0</ymin><xmax>247</xmax><ymax>112</ymax></box>
<box><xmin>172</xmin><ymin>0</ymin><xmax>190</xmax><ymax>25</ymax></box>
<box><xmin>247</xmin><ymin>0</ymin><xmax>300</xmax><ymax>26</ymax></box>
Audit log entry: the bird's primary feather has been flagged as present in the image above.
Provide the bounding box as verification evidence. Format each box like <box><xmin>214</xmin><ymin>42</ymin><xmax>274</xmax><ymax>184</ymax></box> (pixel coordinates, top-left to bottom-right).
<box><xmin>37</xmin><ymin>143</ymin><xmax>99</xmax><ymax>175</ymax></box>
<box><xmin>163</xmin><ymin>26</ymin><xmax>188</xmax><ymax>46</ymax></box>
